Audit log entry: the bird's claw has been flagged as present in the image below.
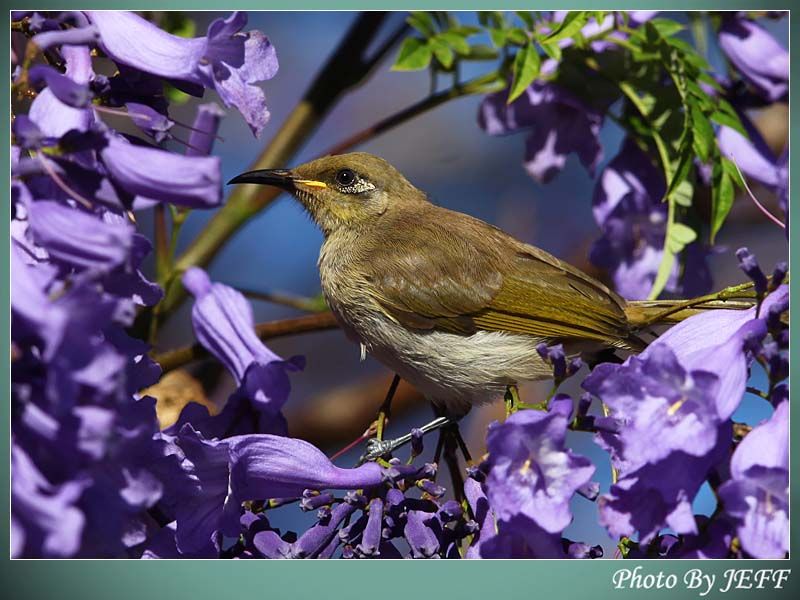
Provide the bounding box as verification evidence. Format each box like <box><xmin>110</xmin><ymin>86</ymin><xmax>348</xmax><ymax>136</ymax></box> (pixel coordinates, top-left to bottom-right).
<box><xmin>360</xmin><ymin>438</ymin><xmax>396</xmax><ymax>463</ymax></box>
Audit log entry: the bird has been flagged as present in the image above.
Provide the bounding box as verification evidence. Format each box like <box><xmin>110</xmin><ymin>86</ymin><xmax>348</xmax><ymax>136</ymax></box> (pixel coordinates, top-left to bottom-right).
<box><xmin>228</xmin><ymin>152</ymin><xmax>749</xmax><ymax>457</ymax></box>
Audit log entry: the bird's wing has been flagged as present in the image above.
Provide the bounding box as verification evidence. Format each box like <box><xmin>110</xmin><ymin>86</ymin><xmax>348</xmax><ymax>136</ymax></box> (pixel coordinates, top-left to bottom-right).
<box><xmin>362</xmin><ymin>210</ymin><xmax>506</xmax><ymax>334</ymax></box>
<box><xmin>363</xmin><ymin>208</ymin><xmax>637</xmax><ymax>348</ymax></box>
<box><xmin>473</xmin><ymin>245</ymin><xmax>637</xmax><ymax>348</ymax></box>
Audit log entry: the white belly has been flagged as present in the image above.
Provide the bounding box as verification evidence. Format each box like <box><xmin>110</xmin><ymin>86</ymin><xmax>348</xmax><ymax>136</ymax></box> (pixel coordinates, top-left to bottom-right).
<box><xmin>330</xmin><ymin>301</ymin><xmax>551</xmax><ymax>415</ymax></box>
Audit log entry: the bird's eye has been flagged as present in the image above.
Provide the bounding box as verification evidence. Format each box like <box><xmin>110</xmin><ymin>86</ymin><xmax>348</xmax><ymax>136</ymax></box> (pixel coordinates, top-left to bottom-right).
<box><xmin>335</xmin><ymin>169</ymin><xmax>357</xmax><ymax>187</ymax></box>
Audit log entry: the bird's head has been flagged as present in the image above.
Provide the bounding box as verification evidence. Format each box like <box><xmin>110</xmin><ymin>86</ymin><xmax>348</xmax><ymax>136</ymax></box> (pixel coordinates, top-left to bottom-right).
<box><xmin>228</xmin><ymin>152</ymin><xmax>426</xmax><ymax>235</ymax></box>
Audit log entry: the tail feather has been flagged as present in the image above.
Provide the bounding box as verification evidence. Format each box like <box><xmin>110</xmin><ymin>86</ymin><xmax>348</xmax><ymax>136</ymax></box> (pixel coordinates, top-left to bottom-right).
<box><xmin>624</xmin><ymin>298</ymin><xmax>755</xmax><ymax>328</ymax></box>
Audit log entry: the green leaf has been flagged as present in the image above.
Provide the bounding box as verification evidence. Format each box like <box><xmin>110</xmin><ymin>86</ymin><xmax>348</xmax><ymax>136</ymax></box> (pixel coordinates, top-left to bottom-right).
<box><xmin>392</xmin><ymin>38</ymin><xmax>432</xmax><ymax>71</ymax></box>
<box><xmin>506</xmin><ymin>27</ymin><xmax>529</xmax><ymax>46</ymax></box>
<box><xmin>160</xmin><ymin>12</ymin><xmax>196</xmax><ymax>38</ymax></box>
<box><xmin>407</xmin><ymin>12</ymin><xmax>437</xmax><ymax>38</ymax></box>
<box><xmin>439</xmin><ymin>31</ymin><xmax>471</xmax><ymax>55</ymax></box>
<box><xmin>710</xmin><ymin>107</ymin><xmax>746</xmax><ymax>136</ymax></box>
<box><xmin>516</xmin><ymin>11</ymin><xmax>535</xmax><ymax>30</ymax></box>
<box><xmin>669</xmin><ymin>222</ymin><xmax>697</xmax><ymax>246</ymax></box>
<box><xmin>542</xmin><ymin>11</ymin><xmax>588</xmax><ymax>43</ymax></box>
<box><xmin>665</xmin><ymin>138</ymin><xmax>694</xmax><ymax>201</ymax></box>
<box><xmin>463</xmin><ymin>44</ymin><xmax>500</xmax><ymax>61</ymax></box>
<box><xmin>649</xmin><ymin>249</ymin><xmax>676</xmax><ymax>300</ymax></box>
<box><xmin>488</xmin><ymin>27</ymin><xmax>507</xmax><ymax>47</ymax></box>
<box><xmin>478</xmin><ymin>11</ymin><xmax>506</xmax><ymax>29</ymax></box>
<box><xmin>451</xmin><ymin>25</ymin><xmax>481</xmax><ymax>36</ymax></box>
<box><xmin>691</xmin><ymin>105</ymin><xmax>714</xmax><ymax>162</ymax></box>
<box><xmin>671</xmin><ymin>179</ymin><xmax>694</xmax><ymax>207</ymax></box>
<box><xmin>430</xmin><ymin>37</ymin><xmax>454</xmax><ymax>68</ymax></box>
<box><xmin>710</xmin><ymin>166</ymin><xmax>734</xmax><ymax>243</ymax></box>
<box><xmin>538</xmin><ymin>39</ymin><xmax>562</xmax><ymax>61</ymax></box>
<box><xmin>721</xmin><ymin>156</ymin><xmax>746</xmax><ymax>188</ymax></box>
<box><xmin>507</xmin><ymin>42</ymin><xmax>541</xmax><ymax>104</ymax></box>
<box><xmin>648</xmin><ymin>18</ymin><xmax>684</xmax><ymax>38</ymax></box>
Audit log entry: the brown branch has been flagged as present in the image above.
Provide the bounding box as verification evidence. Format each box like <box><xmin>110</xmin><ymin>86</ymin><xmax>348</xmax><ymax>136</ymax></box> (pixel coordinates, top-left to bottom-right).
<box><xmin>153</xmin><ymin>311</ymin><xmax>339</xmax><ymax>373</ymax></box>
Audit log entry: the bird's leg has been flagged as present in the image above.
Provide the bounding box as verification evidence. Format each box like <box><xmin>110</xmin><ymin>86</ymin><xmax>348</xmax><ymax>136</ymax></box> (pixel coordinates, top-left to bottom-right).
<box><xmin>441</xmin><ymin>426</ymin><xmax>466</xmax><ymax>503</ymax></box>
<box><xmin>504</xmin><ymin>384</ymin><xmax>521</xmax><ymax>417</ymax></box>
<box><xmin>374</xmin><ymin>373</ymin><xmax>400</xmax><ymax>441</ymax></box>
<box><xmin>359</xmin><ymin>415</ymin><xmax>457</xmax><ymax>464</ymax></box>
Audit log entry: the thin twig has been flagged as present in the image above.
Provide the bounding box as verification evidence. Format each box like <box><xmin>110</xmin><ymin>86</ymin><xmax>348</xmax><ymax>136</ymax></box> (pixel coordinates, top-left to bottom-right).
<box><xmin>152</xmin><ymin>311</ymin><xmax>339</xmax><ymax>372</ymax></box>
<box><xmin>237</xmin><ymin>286</ymin><xmax>327</xmax><ymax>313</ymax></box>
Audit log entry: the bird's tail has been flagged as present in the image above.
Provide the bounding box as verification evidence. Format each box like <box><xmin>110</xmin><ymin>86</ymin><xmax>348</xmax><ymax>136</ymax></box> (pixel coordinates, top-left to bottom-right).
<box><xmin>624</xmin><ymin>297</ymin><xmax>755</xmax><ymax>328</ymax></box>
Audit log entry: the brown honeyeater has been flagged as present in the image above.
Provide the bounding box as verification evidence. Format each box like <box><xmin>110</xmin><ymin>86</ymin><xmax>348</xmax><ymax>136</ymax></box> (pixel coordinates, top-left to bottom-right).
<box><xmin>229</xmin><ymin>152</ymin><xmax>747</xmax><ymax>418</ymax></box>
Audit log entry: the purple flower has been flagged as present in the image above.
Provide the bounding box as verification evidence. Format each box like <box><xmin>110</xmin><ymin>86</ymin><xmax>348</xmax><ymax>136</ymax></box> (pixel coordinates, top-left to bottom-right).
<box><xmin>590</xmin><ymin>138</ymin><xmax>711</xmax><ymax>299</ymax></box>
<box><xmin>479</xmin><ymin>407</ymin><xmax>595</xmax><ymax>557</ymax></box>
<box><xmin>171</xmin><ymin>425</ymin><xmax>383</xmax><ymax>554</ymax></box>
<box><xmin>718</xmin><ymin>401</ymin><xmax>788</xmax><ymax>558</ymax></box>
<box><xmin>87</xmin><ymin>11</ymin><xmax>278</xmax><ymax>136</ymax></box>
<box><xmin>11</xmin><ymin>442</ymin><xmax>87</xmax><ymax>557</ymax></box>
<box><xmin>186</xmin><ymin>102</ymin><xmax>226</xmax><ymax>157</ymax></box>
<box><xmin>639</xmin><ymin>285</ymin><xmax>787</xmax><ymax>420</ymax></box>
<box><xmin>183</xmin><ymin>267</ymin><xmax>304</xmax><ymax>427</ymax></box>
<box><xmin>717</xmin><ymin>111</ymin><xmax>788</xmax><ymax>226</ymax></box>
<box><xmin>583</xmin><ymin>345</ymin><xmax>729</xmax><ymax>543</ymax></box>
<box><xmin>478</xmin><ymin>82</ymin><xmax>603</xmax><ymax>183</ymax></box>
<box><xmin>464</xmin><ymin>476</ymin><xmax>496</xmax><ymax>558</ymax></box>
<box><xmin>719</xmin><ymin>15</ymin><xmax>789</xmax><ymax>102</ymax></box>
<box><xmin>100</xmin><ymin>134</ymin><xmax>222</xmax><ymax>209</ymax></box>
<box><xmin>26</xmin><ymin>200</ymin><xmax>134</xmax><ymax>273</ymax></box>
<box><xmin>28</xmin><ymin>45</ymin><xmax>94</xmax><ymax>138</ymax></box>
<box><xmin>29</xmin><ymin>64</ymin><xmax>93</xmax><ymax>108</ymax></box>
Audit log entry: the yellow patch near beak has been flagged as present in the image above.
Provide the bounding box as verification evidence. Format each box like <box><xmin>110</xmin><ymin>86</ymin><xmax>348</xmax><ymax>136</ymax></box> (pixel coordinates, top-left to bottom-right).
<box><xmin>295</xmin><ymin>179</ymin><xmax>328</xmax><ymax>189</ymax></box>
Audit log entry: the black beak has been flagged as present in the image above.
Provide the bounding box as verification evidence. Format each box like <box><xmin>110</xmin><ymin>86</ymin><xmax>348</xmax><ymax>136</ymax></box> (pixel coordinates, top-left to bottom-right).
<box><xmin>227</xmin><ymin>169</ymin><xmax>295</xmax><ymax>189</ymax></box>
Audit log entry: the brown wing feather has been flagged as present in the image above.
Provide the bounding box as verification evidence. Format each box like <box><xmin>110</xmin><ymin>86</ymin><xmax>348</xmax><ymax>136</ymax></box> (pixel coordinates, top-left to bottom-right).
<box><xmin>361</xmin><ymin>205</ymin><xmax>638</xmax><ymax>348</ymax></box>
<box><xmin>362</xmin><ymin>207</ymin><xmax>507</xmax><ymax>334</ymax></box>
<box><xmin>472</xmin><ymin>246</ymin><xmax>639</xmax><ymax>349</ymax></box>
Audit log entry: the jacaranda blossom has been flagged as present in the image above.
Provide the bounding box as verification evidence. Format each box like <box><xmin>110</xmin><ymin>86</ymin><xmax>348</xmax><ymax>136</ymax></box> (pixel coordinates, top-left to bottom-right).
<box><xmin>583</xmin><ymin>345</ymin><xmax>730</xmax><ymax>543</ymax></box>
<box><xmin>168</xmin><ymin>424</ymin><xmax>384</xmax><ymax>554</ymax></box>
<box><xmin>182</xmin><ymin>267</ymin><xmax>304</xmax><ymax>433</ymax></box>
<box><xmin>478</xmin><ymin>82</ymin><xmax>603</xmax><ymax>183</ymax></box>
<box><xmin>639</xmin><ymin>284</ymin><xmax>787</xmax><ymax>420</ymax></box>
<box><xmin>480</xmin><ymin>406</ymin><xmax>595</xmax><ymax>557</ymax></box>
<box><xmin>590</xmin><ymin>138</ymin><xmax>711</xmax><ymax>300</ymax></box>
<box><xmin>87</xmin><ymin>11</ymin><xmax>278</xmax><ymax>136</ymax></box>
<box><xmin>719</xmin><ymin>14</ymin><xmax>789</xmax><ymax>102</ymax></box>
<box><xmin>718</xmin><ymin>401</ymin><xmax>788</xmax><ymax>558</ymax></box>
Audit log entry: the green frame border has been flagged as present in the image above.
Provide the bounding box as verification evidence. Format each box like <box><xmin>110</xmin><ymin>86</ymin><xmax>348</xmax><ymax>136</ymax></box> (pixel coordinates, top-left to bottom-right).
<box><xmin>3</xmin><ymin>3</ymin><xmax>796</xmax><ymax>599</ymax></box>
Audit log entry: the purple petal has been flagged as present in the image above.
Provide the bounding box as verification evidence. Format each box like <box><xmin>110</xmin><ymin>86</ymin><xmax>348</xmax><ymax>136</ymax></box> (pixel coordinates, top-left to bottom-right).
<box><xmin>484</xmin><ymin>408</ymin><xmax>595</xmax><ymax>534</ymax></box>
<box><xmin>641</xmin><ymin>285</ymin><xmax>787</xmax><ymax>419</ymax></box>
<box><xmin>88</xmin><ymin>11</ymin><xmax>205</xmax><ymax>81</ymax></box>
<box><xmin>186</xmin><ymin>103</ymin><xmax>225</xmax><ymax>157</ymax></box>
<box><xmin>31</xmin><ymin>25</ymin><xmax>100</xmax><ymax>51</ymax></box>
<box><xmin>27</xmin><ymin>200</ymin><xmax>134</xmax><ymax>272</ymax></box>
<box><xmin>88</xmin><ymin>11</ymin><xmax>278</xmax><ymax>136</ymax></box>
<box><xmin>12</xmin><ymin>442</ymin><xmax>88</xmax><ymax>557</ymax></box>
<box><xmin>478</xmin><ymin>82</ymin><xmax>603</xmax><ymax>183</ymax></box>
<box><xmin>28</xmin><ymin>46</ymin><xmax>94</xmax><ymax>137</ymax></box>
<box><xmin>719</xmin><ymin>16</ymin><xmax>789</xmax><ymax>102</ymax></box>
<box><xmin>404</xmin><ymin>510</ymin><xmax>440</xmax><ymax>558</ymax></box>
<box><xmin>99</xmin><ymin>134</ymin><xmax>222</xmax><ymax>208</ymax></box>
<box><xmin>125</xmin><ymin>102</ymin><xmax>174</xmax><ymax>142</ymax></box>
<box><xmin>29</xmin><ymin>64</ymin><xmax>92</xmax><ymax>108</ymax></box>
<box><xmin>717</xmin><ymin>108</ymin><xmax>780</xmax><ymax>188</ymax></box>
<box><xmin>228</xmin><ymin>434</ymin><xmax>384</xmax><ymax>500</ymax></box>
<box><xmin>732</xmin><ymin>400</ymin><xmax>788</xmax><ymax>477</ymax></box>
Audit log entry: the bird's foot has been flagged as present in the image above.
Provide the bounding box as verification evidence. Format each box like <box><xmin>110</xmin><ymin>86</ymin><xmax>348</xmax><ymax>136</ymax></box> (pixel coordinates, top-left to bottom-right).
<box><xmin>358</xmin><ymin>415</ymin><xmax>457</xmax><ymax>464</ymax></box>
<box><xmin>360</xmin><ymin>438</ymin><xmax>400</xmax><ymax>463</ymax></box>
